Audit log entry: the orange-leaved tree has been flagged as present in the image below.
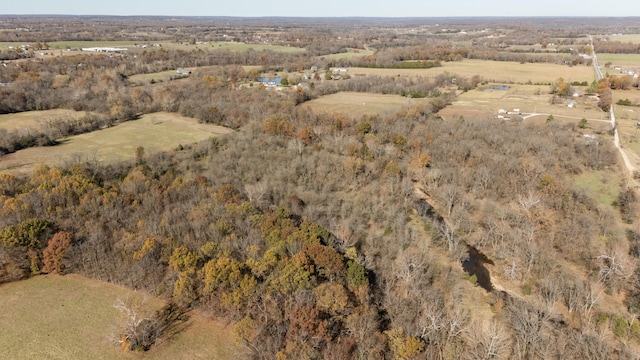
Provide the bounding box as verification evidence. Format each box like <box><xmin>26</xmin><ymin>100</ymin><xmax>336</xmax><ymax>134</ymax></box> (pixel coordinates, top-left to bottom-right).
<box><xmin>42</xmin><ymin>231</ymin><xmax>73</xmax><ymax>274</ymax></box>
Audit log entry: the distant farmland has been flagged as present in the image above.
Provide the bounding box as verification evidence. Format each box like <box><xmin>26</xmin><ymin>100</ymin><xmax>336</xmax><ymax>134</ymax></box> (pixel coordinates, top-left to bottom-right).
<box><xmin>350</xmin><ymin>59</ymin><xmax>596</xmax><ymax>84</ymax></box>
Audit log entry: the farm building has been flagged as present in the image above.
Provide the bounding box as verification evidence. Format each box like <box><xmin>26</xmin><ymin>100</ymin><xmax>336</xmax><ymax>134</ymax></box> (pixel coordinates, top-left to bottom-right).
<box><xmin>81</xmin><ymin>47</ymin><xmax>127</xmax><ymax>53</ymax></box>
<box><xmin>258</xmin><ymin>77</ymin><xmax>282</xmax><ymax>87</ymax></box>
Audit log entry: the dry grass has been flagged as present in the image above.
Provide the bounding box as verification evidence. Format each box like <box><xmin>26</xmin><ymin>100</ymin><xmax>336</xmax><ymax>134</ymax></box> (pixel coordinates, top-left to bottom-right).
<box><xmin>0</xmin><ymin>112</ymin><xmax>233</xmax><ymax>174</ymax></box>
<box><xmin>597</xmin><ymin>54</ymin><xmax>640</xmax><ymax>68</ymax></box>
<box><xmin>349</xmin><ymin>59</ymin><xmax>596</xmax><ymax>84</ymax></box>
<box><xmin>0</xmin><ymin>274</ymin><xmax>239</xmax><ymax>360</ymax></box>
<box><xmin>0</xmin><ymin>109</ymin><xmax>86</xmax><ymax>132</ymax></box>
<box><xmin>300</xmin><ymin>91</ymin><xmax>423</xmax><ymax>118</ymax></box>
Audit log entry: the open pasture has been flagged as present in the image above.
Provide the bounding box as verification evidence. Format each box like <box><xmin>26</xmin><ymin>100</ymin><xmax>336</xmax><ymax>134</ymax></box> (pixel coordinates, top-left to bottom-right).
<box><xmin>0</xmin><ymin>275</ymin><xmax>239</xmax><ymax>360</ymax></box>
<box><xmin>0</xmin><ymin>112</ymin><xmax>232</xmax><ymax>174</ymax></box>
<box><xmin>349</xmin><ymin>59</ymin><xmax>596</xmax><ymax>84</ymax></box>
<box><xmin>300</xmin><ymin>91</ymin><xmax>422</xmax><ymax>118</ymax></box>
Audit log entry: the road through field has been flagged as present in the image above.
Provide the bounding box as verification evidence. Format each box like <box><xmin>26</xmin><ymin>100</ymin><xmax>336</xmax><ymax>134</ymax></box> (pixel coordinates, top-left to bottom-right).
<box><xmin>591</xmin><ymin>35</ymin><xmax>637</xmax><ymax>176</ymax></box>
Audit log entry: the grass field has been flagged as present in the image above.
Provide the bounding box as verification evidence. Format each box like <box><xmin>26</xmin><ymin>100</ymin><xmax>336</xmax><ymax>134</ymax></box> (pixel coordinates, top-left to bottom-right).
<box><xmin>0</xmin><ymin>112</ymin><xmax>232</xmax><ymax>174</ymax></box>
<box><xmin>300</xmin><ymin>92</ymin><xmax>423</xmax><ymax>118</ymax></box>
<box><xmin>349</xmin><ymin>59</ymin><xmax>596</xmax><ymax>84</ymax></box>
<box><xmin>597</xmin><ymin>54</ymin><xmax>640</xmax><ymax>68</ymax></box>
<box><xmin>0</xmin><ymin>275</ymin><xmax>239</xmax><ymax>359</ymax></box>
<box><xmin>0</xmin><ymin>109</ymin><xmax>86</xmax><ymax>132</ymax></box>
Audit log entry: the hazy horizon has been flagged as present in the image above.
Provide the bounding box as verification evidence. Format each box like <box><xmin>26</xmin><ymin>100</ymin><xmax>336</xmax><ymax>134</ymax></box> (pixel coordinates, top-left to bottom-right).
<box><xmin>3</xmin><ymin>0</ymin><xmax>640</xmax><ymax>18</ymax></box>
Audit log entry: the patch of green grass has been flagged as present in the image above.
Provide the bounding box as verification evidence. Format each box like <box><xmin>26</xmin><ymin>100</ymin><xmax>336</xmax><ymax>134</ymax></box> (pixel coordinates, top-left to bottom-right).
<box><xmin>0</xmin><ymin>275</ymin><xmax>239</xmax><ymax>359</ymax></box>
<box><xmin>573</xmin><ymin>169</ymin><xmax>622</xmax><ymax>207</ymax></box>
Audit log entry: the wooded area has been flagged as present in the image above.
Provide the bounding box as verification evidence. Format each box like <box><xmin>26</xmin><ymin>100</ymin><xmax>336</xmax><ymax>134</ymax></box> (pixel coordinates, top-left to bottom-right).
<box><xmin>1</xmin><ymin>15</ymin><xmax>640</xmax><ymax>359</ymax></box>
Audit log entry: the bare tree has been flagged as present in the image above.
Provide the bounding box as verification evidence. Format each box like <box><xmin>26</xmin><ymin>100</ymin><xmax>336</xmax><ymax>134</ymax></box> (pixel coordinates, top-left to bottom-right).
<box><xmin>466</xmin><ymin>320</ymin><xmax>511</xmax><ymax>360</ymax></box>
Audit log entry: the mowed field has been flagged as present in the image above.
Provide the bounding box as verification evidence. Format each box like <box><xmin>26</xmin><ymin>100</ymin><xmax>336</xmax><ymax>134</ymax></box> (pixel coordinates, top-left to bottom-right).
<box><xmin>0</xmin><ymin>112</ymin><xmax>232</xmax><ymax>174</ymax></box>
<box><xmin>0</xmin><ymin>275</ymin><xmax>239</xmax><ymax>359</ymax></box>
<box><xmin>349</xmin><ymin>59</ymin><xmax>596</xmax><ymax>84</ymax></box>
<box><xmin>300</xmin><ymin>92</ymin><xmax>422</xmax><ymax>118</ymax></box>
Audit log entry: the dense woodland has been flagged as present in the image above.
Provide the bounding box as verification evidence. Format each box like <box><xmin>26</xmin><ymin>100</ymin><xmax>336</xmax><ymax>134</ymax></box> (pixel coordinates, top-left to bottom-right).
<box><xmin>1</xmin><ymin>16</ymin><xmax>640</xmax><ymax>359</ymax></box>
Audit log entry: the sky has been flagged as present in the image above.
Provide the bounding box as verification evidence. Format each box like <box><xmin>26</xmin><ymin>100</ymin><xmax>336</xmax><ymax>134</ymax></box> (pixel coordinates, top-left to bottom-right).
<box><xmin>3</xmin><ymin>0</ymin><xmax>640</xmax><ymax>17</ymax></box>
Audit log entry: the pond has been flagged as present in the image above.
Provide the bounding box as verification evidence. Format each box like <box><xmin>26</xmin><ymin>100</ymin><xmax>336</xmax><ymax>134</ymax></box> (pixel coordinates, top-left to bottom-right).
<box><xmin>461</xmin><ymin>246</ymin><xmax>494</xmax><ymax>292</ymax></box>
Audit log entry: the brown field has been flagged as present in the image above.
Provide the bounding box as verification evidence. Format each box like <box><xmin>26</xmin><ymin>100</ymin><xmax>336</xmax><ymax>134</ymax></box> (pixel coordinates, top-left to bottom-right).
<box><xmin>0</xmin><ymin>275</ymin><xmax>239</xmax><ymax>359</ymax></box>
<box><xmin>0</xmin><ymin>109</ymin><xmax>86</xmax><ymax>132</ymax></box>
<box><xmin>300</xmin><ymin>91</ymin><xmax>424</xmax><ymax>118</ymax></box>
<box><xmin>349</xmin><ymin>59</ymin><xmax>596</xmax><ymax>84</ymax></box>
<box><xmin>607</xmin><ymin>34</ymin><xmax>640</xmax><ymax>44</ymax></box>
<box><xmin>0</xmin><ymin>112</ymin><xmax>232</xmax><ymax>174</ymax></box>
<box><xmin>439</xmin><ymin>84</ymin><xmax>609</xmax><ymax>128</ymax></box>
